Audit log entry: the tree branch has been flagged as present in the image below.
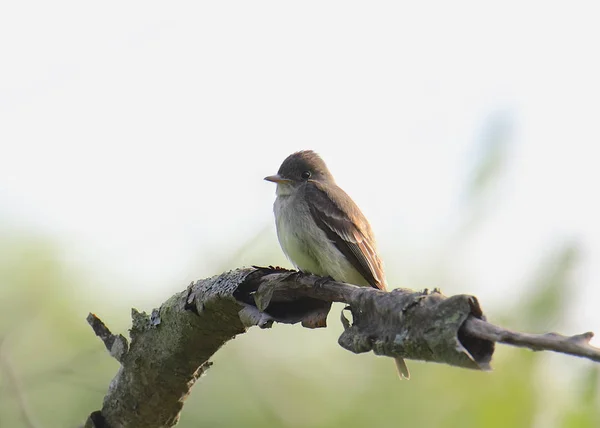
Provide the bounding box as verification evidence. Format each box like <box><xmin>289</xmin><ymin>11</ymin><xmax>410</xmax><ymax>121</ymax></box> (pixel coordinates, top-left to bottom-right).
<box><xmin>83</xmin><ymin>267</ymin><xmax>600</xmax><ymax>428</ymax></box>
<box><xmin>463</xmin><ymin>317</ymin><xmax>599</xmax><ymax>362</ymax></box>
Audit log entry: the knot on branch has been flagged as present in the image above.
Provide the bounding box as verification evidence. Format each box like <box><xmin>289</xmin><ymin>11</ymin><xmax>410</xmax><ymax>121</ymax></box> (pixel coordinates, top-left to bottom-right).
<box><xmin>338</xmin><ymin>290</ymin><xmax>494</xmax><ymax>370</ymax></box>
<box><xmin>234</xmin><ymin>267</ymin><xmax>333</xmax><ymax>329</ymax></box>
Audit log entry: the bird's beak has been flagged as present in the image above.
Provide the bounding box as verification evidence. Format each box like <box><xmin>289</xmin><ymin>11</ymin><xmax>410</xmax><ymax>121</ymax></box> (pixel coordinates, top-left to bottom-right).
<box><xmin>264</xmin><ymin>174</ymin><xmax>291</xmax><ymax>184</ymax></box>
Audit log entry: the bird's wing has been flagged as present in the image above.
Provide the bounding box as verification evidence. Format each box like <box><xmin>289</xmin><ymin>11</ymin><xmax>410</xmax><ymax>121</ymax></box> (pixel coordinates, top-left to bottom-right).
<box><xmin>305</xmin><ymin>181</ymin><xmax>386</xmax><ymax>290</ymax></box>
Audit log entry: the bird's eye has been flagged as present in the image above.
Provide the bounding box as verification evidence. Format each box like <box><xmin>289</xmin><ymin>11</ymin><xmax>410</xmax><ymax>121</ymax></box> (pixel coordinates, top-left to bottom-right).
<box><xmin>301</xmin><ymin>171</ymin><xmax>311</xmax><ymax>180</ymax></box>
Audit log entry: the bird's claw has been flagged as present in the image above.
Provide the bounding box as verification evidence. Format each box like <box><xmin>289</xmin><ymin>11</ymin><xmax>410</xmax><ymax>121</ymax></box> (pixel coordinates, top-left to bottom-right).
<box><xmin>315</xmin><ymin>275</ymin><xmax>334</xmax><ymax>288</ymax></box>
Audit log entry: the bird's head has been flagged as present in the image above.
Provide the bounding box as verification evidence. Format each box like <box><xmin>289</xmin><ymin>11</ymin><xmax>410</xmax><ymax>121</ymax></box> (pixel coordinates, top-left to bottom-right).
<box><xmin>264</xmin><ymin>150</ymin><xmax>334</xmax><ymax>196</ymax></box>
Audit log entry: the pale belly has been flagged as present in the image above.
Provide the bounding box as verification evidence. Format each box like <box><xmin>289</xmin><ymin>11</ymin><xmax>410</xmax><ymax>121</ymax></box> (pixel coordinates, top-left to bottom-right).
<box><xmin>273</xmin><ymin>192</ymin><xmax>369</xmax><ymax>287</ymax></box>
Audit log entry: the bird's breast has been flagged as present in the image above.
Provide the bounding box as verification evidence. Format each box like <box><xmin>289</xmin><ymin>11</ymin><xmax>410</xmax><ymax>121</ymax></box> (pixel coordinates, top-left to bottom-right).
<box><xmin>273</xmin><ymin>193</ymin><xmax>368</xmax><ymax>286</ymax></box>
<box><xmin>273</xmin><ymin>193</ymin><xmax>324</xmax><ymax>275</ymax></box>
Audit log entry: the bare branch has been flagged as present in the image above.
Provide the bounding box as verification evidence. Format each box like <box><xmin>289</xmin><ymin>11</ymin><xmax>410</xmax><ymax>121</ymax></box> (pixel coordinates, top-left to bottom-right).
<box><xmin>86</xmin><ymin>313</ymin><xmax>129</xmax><ymax>363</ymax></box>
<box><xmin>83</xmin><ymin>267</ymin><xmax>600</xmax><ymax>428</ymax></box>
<box><xmin>463</xmin><ymin>317</ymin><xmax>600</xmax><ymax>361</ymax></box>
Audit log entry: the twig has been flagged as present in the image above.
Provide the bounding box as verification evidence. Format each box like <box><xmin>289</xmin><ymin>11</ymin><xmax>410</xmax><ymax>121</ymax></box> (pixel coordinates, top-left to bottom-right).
<box><xmin>463</xmin><ymin>317</ymin><xmax>600</xmax><ymax>361</ymax></box>
<box><xmin>86</xmin><ymin>313</ymin><xmax>129</xmax><ymax>362</ymax></box>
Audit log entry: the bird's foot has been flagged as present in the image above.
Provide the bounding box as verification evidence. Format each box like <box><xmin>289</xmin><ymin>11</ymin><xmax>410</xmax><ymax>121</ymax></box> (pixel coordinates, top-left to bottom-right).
<box><xmin>286</xmin><ymin>270</ymin><xmax>303</xmax><ymax>282</ymax></box>
<box><xmin>315</xmin><ymin>275</ymin><xmax>334</xmax><ymax>288</ymax></box>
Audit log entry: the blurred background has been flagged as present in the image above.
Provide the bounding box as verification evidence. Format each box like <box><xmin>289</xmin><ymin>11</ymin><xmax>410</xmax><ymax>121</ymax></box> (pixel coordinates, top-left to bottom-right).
<box><xmin>1</xmin><ymin>2</ymin><xmax>599</xmax><ymax>427</ymax></box>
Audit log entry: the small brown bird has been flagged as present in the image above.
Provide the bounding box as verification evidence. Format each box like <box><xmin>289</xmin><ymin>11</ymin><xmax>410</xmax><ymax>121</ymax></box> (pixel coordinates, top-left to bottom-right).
<box><xmin>265</xmin><ymin>150</ymin><xmax>409</xmax><ymax>379</ymax></box>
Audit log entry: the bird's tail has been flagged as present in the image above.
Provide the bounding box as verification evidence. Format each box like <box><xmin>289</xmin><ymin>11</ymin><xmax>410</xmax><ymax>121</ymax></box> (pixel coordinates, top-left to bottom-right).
<box><xmin>394</xmin><ymin>357</ymin><xmax>410</xmax><ymax>380</ymax></box>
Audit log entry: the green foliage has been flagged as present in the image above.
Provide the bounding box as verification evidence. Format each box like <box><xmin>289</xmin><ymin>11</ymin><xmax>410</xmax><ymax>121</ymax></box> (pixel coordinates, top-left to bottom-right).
<box><xmin>562</xmin><ymin>366</ymin><xmax>600</xmax><ymax>428</ymax></box>
<box><xmin>0</xmin><ymin>234</ymin><xmax>118</xmax><ymax>428</ymax></box>
<box><xmin>520</xmin><ymin>243</ymin><xmax>580</xmax><ymax>331</ymax></box>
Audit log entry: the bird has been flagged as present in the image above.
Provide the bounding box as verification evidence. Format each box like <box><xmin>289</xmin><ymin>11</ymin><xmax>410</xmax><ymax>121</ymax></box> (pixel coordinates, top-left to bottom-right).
<box><xmin>265</xmin><ymin>150</ymin><xmax>409</xmax><ymax>379</ymax></box>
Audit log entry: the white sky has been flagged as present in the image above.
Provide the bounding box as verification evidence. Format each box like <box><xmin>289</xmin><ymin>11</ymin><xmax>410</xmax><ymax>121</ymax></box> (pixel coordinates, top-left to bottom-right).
<box><xmin>1</xmin><ymin>2</ymin><xmax>599</xmax><ymax>335</ymax></box>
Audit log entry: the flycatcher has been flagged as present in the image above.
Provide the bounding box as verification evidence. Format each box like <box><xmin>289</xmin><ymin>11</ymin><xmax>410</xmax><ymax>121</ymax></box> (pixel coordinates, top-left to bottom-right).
<box><xmin>265</xmin><ymin>150</ymin><xmax>409</xmax><ymax>379</ymax></box>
